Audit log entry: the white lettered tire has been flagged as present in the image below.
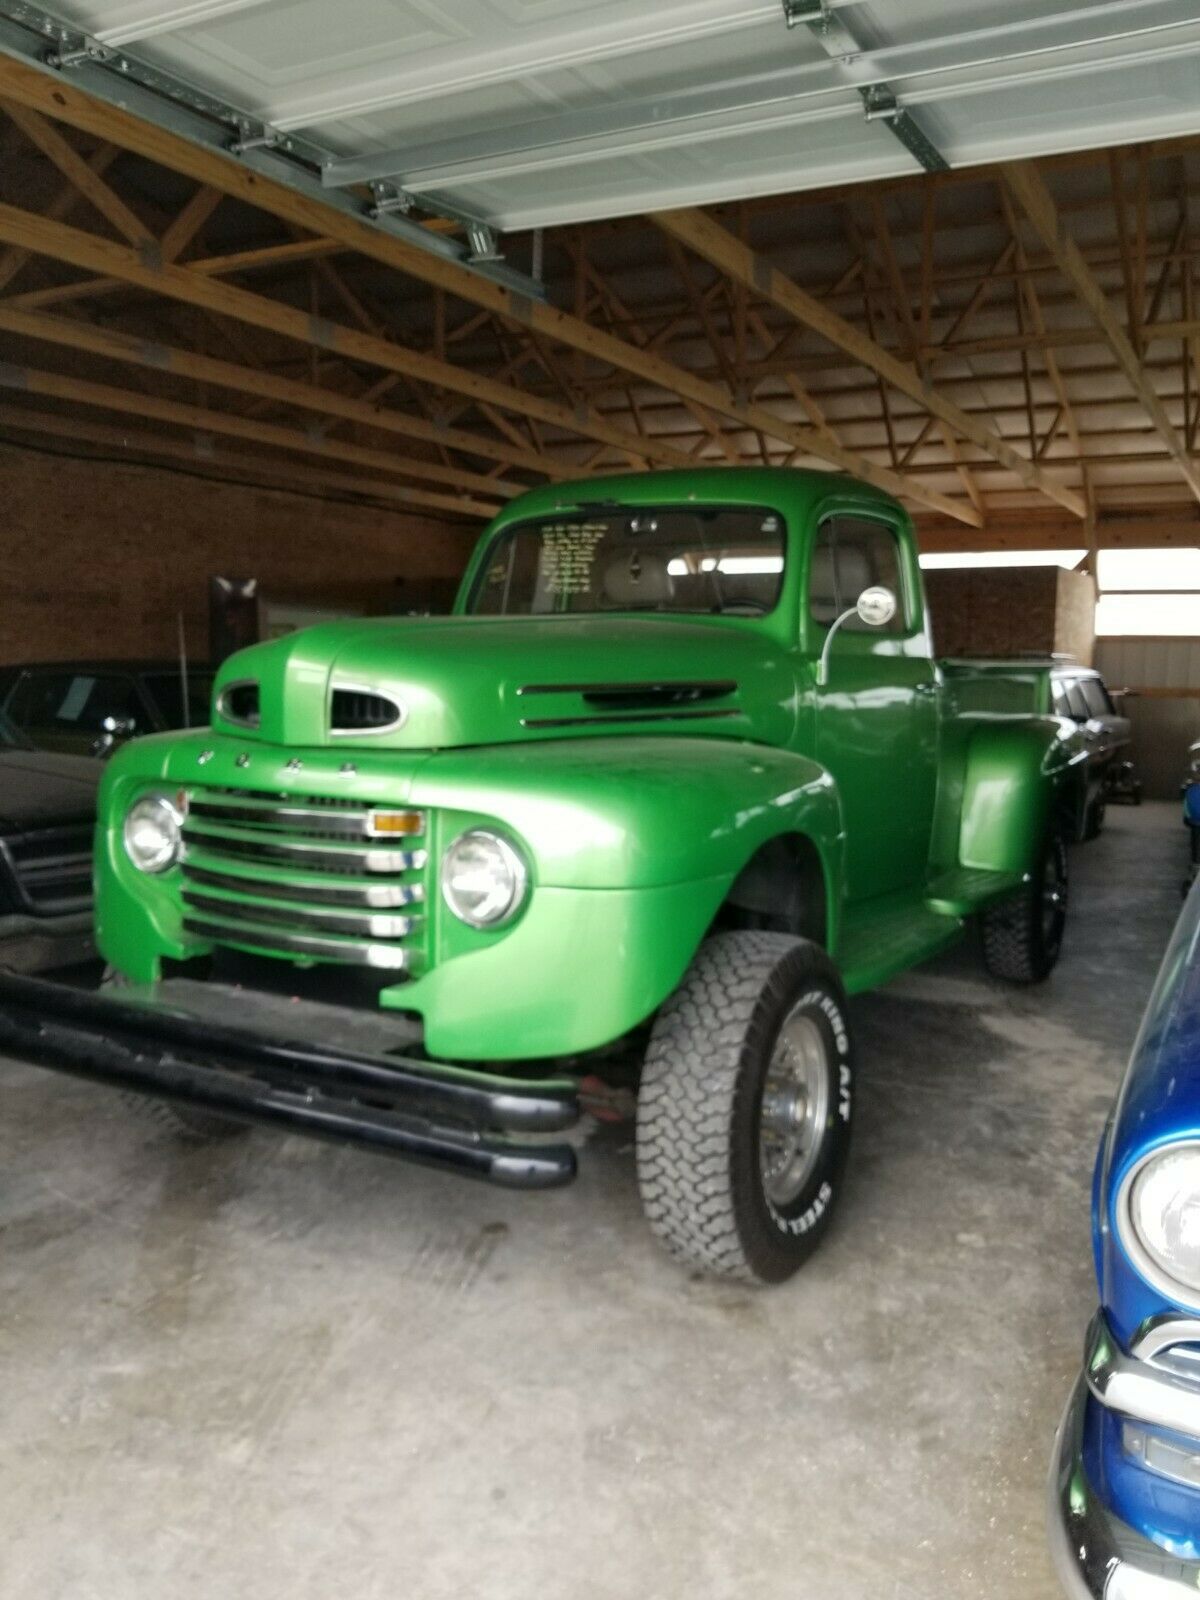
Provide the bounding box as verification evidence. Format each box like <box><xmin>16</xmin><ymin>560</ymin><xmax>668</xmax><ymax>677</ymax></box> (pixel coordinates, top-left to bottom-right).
<box><xmin>636</xmin><ymin>932</ymin><xmax>854</xmax><ymax>1283</ymax></box>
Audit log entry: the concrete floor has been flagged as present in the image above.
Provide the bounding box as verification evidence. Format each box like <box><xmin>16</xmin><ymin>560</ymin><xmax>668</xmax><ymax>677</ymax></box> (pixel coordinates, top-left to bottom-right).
<box><xmin>0</xmin><ymin>804</ymin><xmax>1187</xmax><ymax>1600</ymax></box>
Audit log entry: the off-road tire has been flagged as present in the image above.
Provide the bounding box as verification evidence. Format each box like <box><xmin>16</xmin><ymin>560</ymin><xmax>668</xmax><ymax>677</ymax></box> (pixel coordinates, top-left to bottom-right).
<box><xmin>635</xmin><ymin>932</ymin><xmax>854</xmax><ymax>1284</ymax></box>
<box><xmin>980</xmin><ymin>832</ymin><xmax>1068</xmax><ymax>984</ymax></box>
<box><xmin>103</xmin><ymin>971</ymin><xmax>246</xmax><ymax>1143</ymax></box>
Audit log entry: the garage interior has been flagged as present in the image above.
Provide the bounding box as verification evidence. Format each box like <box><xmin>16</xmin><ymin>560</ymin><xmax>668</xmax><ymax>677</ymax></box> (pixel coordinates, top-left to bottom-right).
<box><xmin>2</xmin><ymin>1</ymin><xmax>1200</xmax><ymax>1596</ymax></box>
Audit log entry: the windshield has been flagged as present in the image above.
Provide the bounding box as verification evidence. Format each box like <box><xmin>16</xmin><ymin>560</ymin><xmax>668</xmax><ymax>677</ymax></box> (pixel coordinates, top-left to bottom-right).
<box><xmin>0</xmin><ymin>707</ymin><xmax>31</xmax><ymax>750</ymax></box>
<box><xmin>467</xmin><ymin>505</ymin><xmax>787</xmax><ymax>618</ymax></box>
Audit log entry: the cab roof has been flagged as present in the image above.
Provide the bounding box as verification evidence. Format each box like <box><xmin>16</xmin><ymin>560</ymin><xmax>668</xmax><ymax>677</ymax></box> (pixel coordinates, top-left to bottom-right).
<box><xmin>491</xmin><ymin>466</ymin><xmax>904</xmax><ymax>526</ymax></box>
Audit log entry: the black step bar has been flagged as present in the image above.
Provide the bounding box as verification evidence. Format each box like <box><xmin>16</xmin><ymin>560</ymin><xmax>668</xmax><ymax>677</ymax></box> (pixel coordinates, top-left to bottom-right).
<box><xmin>0</xmin><ymin>969</ymin><xmax>579</xmax><ymax>1190</ymax></box>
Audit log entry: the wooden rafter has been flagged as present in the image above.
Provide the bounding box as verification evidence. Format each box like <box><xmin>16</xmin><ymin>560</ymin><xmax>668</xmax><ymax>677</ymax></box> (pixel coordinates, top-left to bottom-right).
<box><xmin>1003</xmin><ymin>159</ymin><xmax>1200</xmax><ymax>506</ymax></box>
<box><xmin>0</xmin><ymin>360</ymin><xmax>508</xmax><ymax>513</ymax></box>
<box><xmin>1</xmin><ymin>99</ymin><xmax>152</xmax><ymax>247</ymax></box>
<box><xmin>653</xmin><ymin>205</ymin><xmax>1085</xmax><ymax>520</ymax></box>
<box><xmin>0</xmin><ymin>140</ymin><xmax>119</xmax><ymax>295</ymax></box>
<box><xmin>0</xmin><ymin>405</ymin><xmax>484</xmax><ymax>519</ymax></box>
<box><xmin>0</xmin><ymin>200</ymin><xmax>693</xmax><ymax>471</ymax></box>
<box><xmin>0</xmin><ymin>55</ymin><xmax>980</xmax><ymax>525</ymax></box>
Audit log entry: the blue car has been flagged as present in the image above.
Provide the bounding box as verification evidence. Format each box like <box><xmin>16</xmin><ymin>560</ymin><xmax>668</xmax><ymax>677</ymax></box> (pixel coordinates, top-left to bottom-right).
<box><xmin>1051</xmin><ymin>875</ymin><xmax>1200</xmax><ymax>1595</ymax></box>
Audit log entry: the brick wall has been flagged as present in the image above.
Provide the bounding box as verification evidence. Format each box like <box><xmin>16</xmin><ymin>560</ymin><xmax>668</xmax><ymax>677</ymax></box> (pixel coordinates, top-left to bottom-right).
<box><xmin>0</xmin><ymin>440</ymin><xmax>479</xmax><ymax>664</ymax></box>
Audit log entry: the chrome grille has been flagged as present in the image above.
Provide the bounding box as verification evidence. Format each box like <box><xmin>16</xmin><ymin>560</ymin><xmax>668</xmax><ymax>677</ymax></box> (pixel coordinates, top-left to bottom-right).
<box><xmin>180</xmin><ymin>786</ymin><xmax>427</xmax><ymax>972</ymax></box>
<box><xmin>2</xmin><ymin>823</ymin><xmax>93</xmax><ymax>915</ymax></box>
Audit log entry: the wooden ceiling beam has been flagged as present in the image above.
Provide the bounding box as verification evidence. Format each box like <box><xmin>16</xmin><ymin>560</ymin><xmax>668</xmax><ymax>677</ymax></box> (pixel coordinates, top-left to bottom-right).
<box><xmin>1</xmin><ymin>305</ymin><xmax>535</xmax><ymax>482</ymax></box>
<box><xmin>0</xmin><ymin>360</ymin><xmax>506</xmax><ymax>515</ymax></box>
<box><xmin>0</xmin><ymin>199</ymin><xmax>691</xmax><ymax>472</ymax></box>
<box><xmin>0</xmin><ymin>406</ymin><xmax>483</xmax><ymax>521</ymax></box>
<box><xmin>0</xmin><ymin>140</ymin><xmax>118</xmax><ymax>295</ymax></box>
<box><xmin>915</xmin><ymin>515</ymin><xmax>1200</xmax><ymax>553</ymax></box>
<box><xmin>0</xmin><ymin>57</ymin><xmax>980</xmax><ymax>526</ymax></box>
<box><xmin>0</xmin><ymin>98</ymin><xmax>153</xmax><ymax>247</ymax></box>
<box><xmin>1003</xmin><ymin>160</ymin><xmax>1200</xmax><ymax>508</ymax></box>
<box><xmin>654</xmin><ymin>205</ymin><xmax>1085</xmax><ymax>521</ymax></box>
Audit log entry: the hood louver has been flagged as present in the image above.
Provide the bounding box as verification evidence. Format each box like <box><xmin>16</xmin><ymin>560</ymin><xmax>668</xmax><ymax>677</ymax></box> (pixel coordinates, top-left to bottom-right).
<box><xmin>517</xmin><ymin>678</ymin><xmax>739</xmax><ymax>730</ymax></box>
<box><xmin>330</xmin><ymin>686</ymin><xmax>406</xmax><ymax>735</ymax></box>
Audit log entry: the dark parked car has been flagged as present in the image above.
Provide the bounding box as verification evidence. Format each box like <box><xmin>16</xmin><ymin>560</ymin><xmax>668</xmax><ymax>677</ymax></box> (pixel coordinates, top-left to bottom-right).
<box><xmin>0</xmin><ymin>661</ymin><xmax>214</xmax><ymax>759</ymax></box>
<box><xmin>0</xmin><ymin>708</ymin><xmax>98</xmax><ymax>972</ymax></box>
<box><xmin>1050</xmin><ymin>874</ymin><xmax>1200</xmax><ymax>1596</ymax></box>
<box><xmin>1050</xmin><ymin>663</ymin><xmax>1139</xmax><ymax>838</ymax></box>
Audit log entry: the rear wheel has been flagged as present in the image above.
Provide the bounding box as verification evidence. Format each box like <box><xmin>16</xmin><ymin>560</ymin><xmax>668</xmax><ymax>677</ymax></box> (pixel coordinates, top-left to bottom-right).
<box><xmin>103</xmin><ymin>971</ymin><xmax>245</xmax><ymax>1143</ymax></box>
<box><xmin>980</xmin><ymin>832</ymin><xmax>1068</xmax><ymax>984</ymax></box>
<box><xmin>635</xmin><ymin>932</ymin><xmax>854</xmax><ymax>1284</ymax></box>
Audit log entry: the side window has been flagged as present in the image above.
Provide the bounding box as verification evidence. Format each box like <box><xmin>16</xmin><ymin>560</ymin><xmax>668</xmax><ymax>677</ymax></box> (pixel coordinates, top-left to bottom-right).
<box><xmin>8</xmin><ymin>672</ymin><xmax>142</xmax><ymax>739</ymax></box>
<box><xmin>1051</xmin><ymin>680</ymin><xmax>1072</xmax><ymax>718</ymax></box>
<box><xmin>1081</xmin><ymin>677</ymin><xmax>1113</xmax><ymax>718</ymax></box>
<box><xmin>1065</xmin><ymin>679</ymin><xmax>1091</xmax><ymax>721</ymax></box>
<box><xmin>809</xmin><ymin>515</ymin><xmax>906</xmax><ymax>633</ymax></box>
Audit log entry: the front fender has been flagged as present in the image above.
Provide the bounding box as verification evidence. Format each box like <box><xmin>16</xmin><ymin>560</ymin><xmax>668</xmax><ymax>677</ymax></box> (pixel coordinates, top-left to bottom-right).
<box><xmin>400</xmin><ymin>737</ymin><xmax>846</xmax><ymax>1057</ymax></box>
<box><xmin>411</xmin><ymin>736</ymin><xmax>844</xmax><ymax>895</ymax></box>
<box><xmin>956</xmin><ymin>717</ymin><xmax>1088</xmax><ymax>874</ymax></box>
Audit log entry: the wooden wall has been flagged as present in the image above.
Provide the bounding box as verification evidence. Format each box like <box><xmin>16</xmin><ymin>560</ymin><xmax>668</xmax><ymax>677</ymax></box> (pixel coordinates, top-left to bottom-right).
<box><xmin>0</xmin><ymin>440</ymin><xmax>478</xmax><ymax>664</ymax></box>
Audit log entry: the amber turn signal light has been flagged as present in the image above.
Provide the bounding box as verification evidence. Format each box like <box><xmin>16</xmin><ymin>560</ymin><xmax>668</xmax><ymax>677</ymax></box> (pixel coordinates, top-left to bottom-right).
<box><xmin>366</xmin><ymin>809</ymin><xmax>424</xmax><ymax>838</ymax></box>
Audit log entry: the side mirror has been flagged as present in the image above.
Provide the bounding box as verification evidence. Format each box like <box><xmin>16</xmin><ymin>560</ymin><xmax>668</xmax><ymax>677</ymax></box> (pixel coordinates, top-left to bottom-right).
<box><xmin>855</xmin><ymin>586</ymin><xmax>897</xmax><ymax>628</ymax></box>
<box><xmin>817</xmin><ymin>586</ymin><xmax>898</xmax><ymax>686</ymax></box>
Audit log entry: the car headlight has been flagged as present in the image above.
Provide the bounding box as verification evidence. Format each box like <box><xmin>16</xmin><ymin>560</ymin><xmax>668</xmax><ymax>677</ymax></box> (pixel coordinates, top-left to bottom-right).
<box><xmin>124</xmin><ymin>794</ymin><xmax>183</xmax><ymax>874</ymax></box>
<box><xmin>441</xmin><ymin>829</ymin><xmax>527</xmax><ymax>928</ymax></box>
<box><xmin>1119</xmin><ymin>1143</ymin><xmax>1200</xmax><ymax>1302</ymax></box>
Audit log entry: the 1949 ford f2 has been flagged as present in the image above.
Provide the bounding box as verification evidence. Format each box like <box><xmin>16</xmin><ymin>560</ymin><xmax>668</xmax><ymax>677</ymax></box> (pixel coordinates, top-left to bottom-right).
<box><xmin>0</xmin><ymin>468</ymin><xmax>1088</xmax><ymax>1282</ymax></box>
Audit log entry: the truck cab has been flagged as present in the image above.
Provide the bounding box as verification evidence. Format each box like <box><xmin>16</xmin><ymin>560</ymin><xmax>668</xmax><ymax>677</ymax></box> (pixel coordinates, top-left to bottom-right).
<box><xmin>0</xmin><ymin>467</ymin><xmax>1087</xmax><ymax>1283</ymax></box>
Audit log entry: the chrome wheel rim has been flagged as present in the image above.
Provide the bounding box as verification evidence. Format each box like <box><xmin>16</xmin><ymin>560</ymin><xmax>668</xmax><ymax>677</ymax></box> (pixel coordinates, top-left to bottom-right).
<box><xmin>758</xmin><ymin>1008</ymin><xmax>830</xmax><ymax>1208</ymax></box>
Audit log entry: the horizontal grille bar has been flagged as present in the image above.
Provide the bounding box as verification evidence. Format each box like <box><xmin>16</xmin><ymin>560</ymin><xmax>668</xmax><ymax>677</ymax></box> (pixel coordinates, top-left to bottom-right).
<box><xmin>183</xmin><ymin>888</ymin><xmax>421</xmax><ymax>941</ymax></box>
<box><xmin>183</xmin><ymin>822</ymin><xmax>425</xmax><ymax>876</ymax></box>
<box><xmin>183</xmin><ymin>914</ymin><xmax>409</xmax><ymax>971</ymax></box>
<box><xmin>182</xmin><ymin>862</ymin><xmax>423</xmax><ymax>910</ymax></box>
<box><xmin>188</xmin><ymin>794</ymin><xmax>424</xmax><ymax>840</ymax></box>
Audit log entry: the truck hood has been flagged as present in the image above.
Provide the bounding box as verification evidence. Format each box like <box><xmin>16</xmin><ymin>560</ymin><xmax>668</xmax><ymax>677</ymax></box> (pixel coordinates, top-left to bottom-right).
<box><xmin>0</xmin><ymin>749</ymin><xmax>100</xmax><ymax>830</ymax></box>
<box><xmin>214</xmin><ymin>615</ymin><xmax>799</xmax><ymax>751</ymax></box>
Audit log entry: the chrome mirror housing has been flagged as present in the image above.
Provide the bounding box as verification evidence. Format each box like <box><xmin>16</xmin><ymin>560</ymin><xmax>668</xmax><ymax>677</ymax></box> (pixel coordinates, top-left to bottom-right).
<box><xmin>817</xmin><ymin>586</ymin><xmax>898</xmax><ymax>687</ymax></box>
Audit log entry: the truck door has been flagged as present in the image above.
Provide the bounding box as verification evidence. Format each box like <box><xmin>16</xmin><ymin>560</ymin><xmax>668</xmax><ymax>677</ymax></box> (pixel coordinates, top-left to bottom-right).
<box><xmin>808</xmin><ymin>511</ymin><xmax>939</xmax><ymax>902</ymax></box>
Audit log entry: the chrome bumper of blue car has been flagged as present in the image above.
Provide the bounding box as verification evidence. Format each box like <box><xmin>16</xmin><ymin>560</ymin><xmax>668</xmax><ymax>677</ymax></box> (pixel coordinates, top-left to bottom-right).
<box><xmin>1050</xmin><ymin>1314</ymin><xmax>1200</xmax><ymax>1599</ymax></box>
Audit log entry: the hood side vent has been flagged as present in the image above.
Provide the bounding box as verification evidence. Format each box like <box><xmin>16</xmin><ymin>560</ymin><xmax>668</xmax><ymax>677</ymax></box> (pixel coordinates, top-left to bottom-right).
<box><xmin>330</xmin><ymin>686</ymin><xmax>406</xmax><ymax>735</ymax></box>
<box><xmin>519</xmin><ymin>679</ymin><xmax>737</xmax><ymax>712</ymax></box>
<box><xmin>517</xmin><ymin>678</ymin><xmax>740</xmax><ymax>731</ymax></box>
<box><xmin>217</xmin><ymin>680</ymin><xmax>260</xmax><ymax>729</ymax></box>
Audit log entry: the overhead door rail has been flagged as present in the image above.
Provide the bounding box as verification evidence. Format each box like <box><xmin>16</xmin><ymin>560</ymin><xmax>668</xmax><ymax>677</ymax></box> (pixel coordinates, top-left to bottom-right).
<box><xmin>0</xmin><ymin>0</ymin><xmax>547</xmax><ymax>300</ymax></box>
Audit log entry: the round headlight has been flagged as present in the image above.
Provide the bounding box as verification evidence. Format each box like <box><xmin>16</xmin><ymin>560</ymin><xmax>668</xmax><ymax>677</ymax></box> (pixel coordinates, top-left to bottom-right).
<box><xmin>124</xmin><ymin>794</ymin><xmax>183</xmax><ymax>874</ymax></box>
<box><xmin>1120</xmin><ymin>1143</ymin><xmax>1200</xmax><ymax>1302</ymax></box>
<box><xmin>441</xmin><ymin>829</ymin><xmax>527</xmax><ymax>928</ymax></box>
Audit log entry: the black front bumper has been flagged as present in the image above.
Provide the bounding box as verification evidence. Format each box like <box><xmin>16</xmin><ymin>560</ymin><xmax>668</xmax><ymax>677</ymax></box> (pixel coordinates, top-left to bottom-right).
<box><xmin>0</xmin><ymin>969</ymin><xmax>580</xmax><ymax>1189</ymax></box>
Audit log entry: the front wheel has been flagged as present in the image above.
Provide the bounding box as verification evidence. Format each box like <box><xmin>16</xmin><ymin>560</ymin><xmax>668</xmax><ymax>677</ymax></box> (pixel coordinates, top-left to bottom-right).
<box><xmin>635</xmin><ymin>932</ymin><xmax>854</xmax><ymax>1284</ymax></box>
<box><xmin>980</xmin><ymin>832</ymin><xmax>1068</xmax><ymax>984</ymax></box>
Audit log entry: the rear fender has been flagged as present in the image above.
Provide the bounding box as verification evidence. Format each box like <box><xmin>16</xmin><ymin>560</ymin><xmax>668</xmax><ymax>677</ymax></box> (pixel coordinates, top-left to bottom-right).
<box><xmin>956</xmin><ymin>718</ymin><xmax>1087</xmax><ymax>874</ymax></box>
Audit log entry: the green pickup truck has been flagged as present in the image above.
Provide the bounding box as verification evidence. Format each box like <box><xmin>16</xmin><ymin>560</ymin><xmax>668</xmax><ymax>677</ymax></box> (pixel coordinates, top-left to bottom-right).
<box><xmin>0</xmin><ymin>468</ymin><xmax>1088</xmax><ymax>1283</ymax></box>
